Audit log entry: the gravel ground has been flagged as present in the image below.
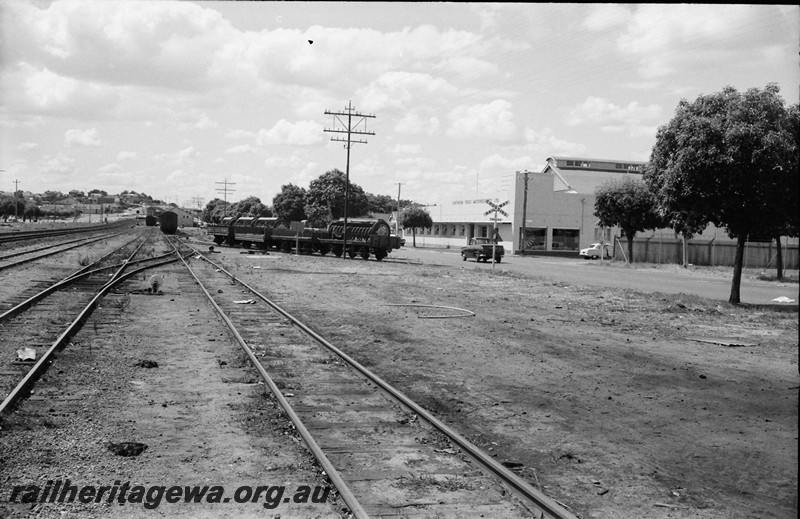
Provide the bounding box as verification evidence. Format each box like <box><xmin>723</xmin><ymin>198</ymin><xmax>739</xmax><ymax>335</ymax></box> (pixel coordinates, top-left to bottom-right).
<box><xmin>1</xmin><ymin>227</ymin><xmax>797</xmax><ymax>518</ymax></box>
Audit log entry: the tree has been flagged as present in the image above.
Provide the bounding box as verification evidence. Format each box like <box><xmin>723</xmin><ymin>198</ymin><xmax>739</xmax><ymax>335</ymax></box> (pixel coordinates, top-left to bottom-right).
<box><xmin>400</xmin><ymin>206</ymin><xmax>433</xmax><ymax>247</ymax></box>
<box><xmin>366</xmin><ymin>193</ymin><xmax>394</xmax><ymax>214</ymax></box>
<box><xmin>201</xmin><ymin>198</ymin><xmax>230</xmax><ymax>223</ymax></box>
<box><xmin>272</xmin><ymin>184</ymin><xmax>307</xmax><ymax>221</ymax></box>
<box><xmin>304</xmin><ymin>169</ymin><xmax>369</xmax><ymax>227</ymax></box>
<box><xmin>646</xmin><ymin>84</ymin><xmax>797</xmax><ymax>303</ymax></box>
<box><xmin>229</xmin><ymin>196</ymin><xmax>271</xmax><ymax>218</ymax></box>
<box><xmin>41</xmin><ymin>190</ymin><xmax>65</xmax><ymax>203</ymax></box>
<box><xmin>594</xmin><ymin>175</ymin><xmax>664</xmax><ymax>264</ymax></box>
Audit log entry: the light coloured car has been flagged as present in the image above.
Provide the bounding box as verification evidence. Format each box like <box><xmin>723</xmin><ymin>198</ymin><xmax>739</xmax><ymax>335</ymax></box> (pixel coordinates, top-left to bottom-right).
<box><xmin>579</xmin><ymin>242</ymin><xmax>611</xmax><ymax>259</ymax></box>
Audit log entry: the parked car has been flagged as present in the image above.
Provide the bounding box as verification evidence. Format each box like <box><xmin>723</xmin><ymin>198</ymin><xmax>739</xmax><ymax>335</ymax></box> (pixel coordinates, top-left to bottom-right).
<box><xmin>579</xmin><ymin>242</ymin><xmax>611</xmax><ymax>259</ymax></box>
<box><xmin>462</xmin><ymin>237</ymin><xmax>504</xmax><ymax>263</ymax></box>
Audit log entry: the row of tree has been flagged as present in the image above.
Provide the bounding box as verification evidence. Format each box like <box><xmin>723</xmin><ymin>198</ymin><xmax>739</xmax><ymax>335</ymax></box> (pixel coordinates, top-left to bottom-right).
<box><xmin>202</xmin><ymin>169</ymin><xmax>423</xmax><ymax>229</ymax></box>
<box><xmin>594</xmin><ymin>84</ymin><xmax>798</xmax><ymax>304</ymax></box>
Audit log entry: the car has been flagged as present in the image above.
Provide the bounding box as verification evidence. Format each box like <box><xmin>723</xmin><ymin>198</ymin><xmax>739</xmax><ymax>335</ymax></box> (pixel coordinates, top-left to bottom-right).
<box><xmin>579</xmin><ymin>242</ymin><xmax>611</xmax><ymax>260</ymax></box>
<box><xmin>462</xmin><ymin>237</ymin><xmax>504</xmax><ymax>263</ymax></box>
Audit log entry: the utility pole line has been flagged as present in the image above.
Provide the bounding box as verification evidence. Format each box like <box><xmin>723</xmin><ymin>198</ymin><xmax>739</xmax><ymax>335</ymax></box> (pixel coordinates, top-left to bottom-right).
<box><xmin>517</xmin><ymin>170</ymin><xmax>532</xmax><ymax>255</ymax></box>
<box><xmin>323</xmin><ymin>101</ymin><xmax>375</xmax><ymax>258</ymax></box>
<box><xmin>395</xmin><ymin>182</ymin><xmax>403</xmax><ymax>235</ymax></box>
<box><xmin>191</xmin><ymin>196</ymin><xmax>205</xmax><ymax>210</ymax></box>
<box><xmin>13</xmin><ymin>179</ymin><xmax>21</xmax><ymax>221</ymax></box>
<box><xmin>215</xmin><ymin>179</ymin><xmax>236</xmax><ymax>217</ymax></box>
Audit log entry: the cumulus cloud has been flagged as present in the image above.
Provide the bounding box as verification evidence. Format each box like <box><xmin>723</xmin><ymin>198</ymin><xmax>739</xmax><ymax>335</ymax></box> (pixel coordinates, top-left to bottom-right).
<box><xmin>117</xmin><ymin>151</ymin><xmax>137</xmax><ymax>161</ymax></box>
<box><xmin>582</xmin><ymin>4</ymin><xmax>631</xmax><ymax>31</ymax></box>
<box><xmin>64</xmin><ymin>128</ymin><xmax>103</xmax><ymax>147</ymax></box>
<box><xmin>359</xmin><ymin>71</ymin><xmax>460</xmax><ymax>113</ymax></box>
<box><xmin>98</xmin><ymin>163</ymin><xmax>123</xmax><ymax>174</ymax></box>
<box><xmin>615</xmin><ymin>4</ymin><xmax>792</xmax><ymax>80</ymax></box>
<box><xmin>18</xmin><ymin>142</ymin><xmax>39</xmax><ymax>151</ymax></box>
<box><xmin>225</xmin><ymin>144</ymin><xmax>257</xmax><ymax>154</ymax></box>
<box><xmin>256</xmin><ymin>120</ymin><xmax>323</xmax><ymax>146</ymax></box>
<box><xmin>447</xmin><ymin>100</ymin><xmax>517</xmax><ymax>141</ymax></box>
<box><xmin>394</xmin><ymin>113</ymin><xmax>441</xmax><ymax>136</ymax></box>
<box><xmin>390</xmin><ymin>143</ymin><xmax>422</xmax><ymax>155</ymax></box>
<box><xmin>566</xmin><ymin>97</ymin><xmax>661</xmax><ymax>137</ymax></box>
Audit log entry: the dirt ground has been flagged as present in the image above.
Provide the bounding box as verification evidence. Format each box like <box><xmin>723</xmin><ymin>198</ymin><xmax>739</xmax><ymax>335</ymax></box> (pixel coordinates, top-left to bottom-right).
<box><xmin>206</xmin><ymin>233</ymin><xmax>797</xmax><ymax>519</ymax></box>
<box><xmin>1</xmin><ymin>227</ymin><xmax>797</xmax><ymax>518</ymax></box>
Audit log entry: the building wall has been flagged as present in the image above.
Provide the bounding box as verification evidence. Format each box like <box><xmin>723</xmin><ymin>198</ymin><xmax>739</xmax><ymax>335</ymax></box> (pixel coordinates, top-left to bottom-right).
<box><xmin>402</xmin><ymin>194</ymin><xmax>514</xmax><ymax>250</ymax></box>
<box><xmin>512</xmin><ymin>170</ymin><xmax>601</xmax><ymax>253</ymax></box>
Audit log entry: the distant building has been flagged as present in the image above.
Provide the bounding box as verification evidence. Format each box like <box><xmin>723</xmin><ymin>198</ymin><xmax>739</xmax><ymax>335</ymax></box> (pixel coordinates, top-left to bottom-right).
<box><xmin>161</xmin><ymin>207</ymin><xmax>196</xmax><ymax>227</ymax></box>
<box><xmin>407</xmin><ymin>155</ymin><xmax>797</xmax><ymax>268</ymax></box>
<box><xmin>513</xmin><ymin>156</ymin><xmax>646</xmax><ymax>254</ymax></box>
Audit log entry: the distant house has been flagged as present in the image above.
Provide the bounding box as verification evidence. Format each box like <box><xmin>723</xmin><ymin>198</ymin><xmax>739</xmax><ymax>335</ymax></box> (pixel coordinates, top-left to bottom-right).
<box><xmin>161</xmin><ymin>207</ymin><xmax>195</xmax><ymax>228</ymax></box>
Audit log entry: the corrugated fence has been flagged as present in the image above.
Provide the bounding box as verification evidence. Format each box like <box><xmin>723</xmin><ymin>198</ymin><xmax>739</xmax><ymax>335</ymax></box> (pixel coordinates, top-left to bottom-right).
<box><xmin>614</xmin><ymin>238</ymin><xmax>799</xmax><ymax>269</ymax></box>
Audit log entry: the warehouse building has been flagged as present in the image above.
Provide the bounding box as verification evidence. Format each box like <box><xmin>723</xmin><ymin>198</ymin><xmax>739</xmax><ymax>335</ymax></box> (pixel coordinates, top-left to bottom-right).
<box><xmin>403</xmin><ymin>155</ymin><xmax>797</xmax><ymax>268</ymax></box>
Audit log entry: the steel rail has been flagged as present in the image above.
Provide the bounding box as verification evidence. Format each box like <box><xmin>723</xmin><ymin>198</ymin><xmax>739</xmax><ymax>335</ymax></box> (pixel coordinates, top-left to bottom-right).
<box><xmin>0</xmin><ymin>234</ymin><xmax>113</xmax><ymax>261</ymax></box>
<box><xmin>0</xmin><ymin>256</ymin><xmax>181</xmax><ymax>417</ymax></box>
<box><xmin>0</xmin><ymin>234</ymin><xmax>119</xmax><ymax>273</ymax></box>
<box><xmin>63</xmin><ymin>229</ymin><xmax>154</xmax><ymax>282</ymax></box>
<box><xmin>172</xmin><ymin>247</ymin><xmax>369</xmax><ymax>519</ymax></box>
<box><xmin>192</xmin><ymin>250</ymin><xmax>578</xmax><ymax>519</ymax></box>
<box><xmin>0</xmin><ymin>251</ymin><xmax>180</xmax><ymax>324</ymax></box>
<box><xmin>172</xmin><ymin>238</ymin><xmax>575</xmax><ymax>515</ymax></box>
<box><xmin>0</xmin><ymin>220</ymin><xmax>132</xmax><ymax>244</ymax></box>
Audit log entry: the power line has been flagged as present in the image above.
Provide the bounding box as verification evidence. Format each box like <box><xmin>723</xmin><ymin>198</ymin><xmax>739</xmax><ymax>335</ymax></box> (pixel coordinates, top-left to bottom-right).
<box><xmin>323</xmin><ymin>101</ymin><xmax>376</xmax><ymax>258</ymax></box>
<box><xmin>215</xmin><ymin>179</ymin><xmax>236</xmax><ymax>217</ymax></box>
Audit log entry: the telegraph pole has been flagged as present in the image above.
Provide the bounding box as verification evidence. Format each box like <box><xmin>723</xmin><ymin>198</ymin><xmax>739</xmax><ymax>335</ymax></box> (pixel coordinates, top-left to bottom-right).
<box><xmin>215</xmin><ymin>179</ymin><xmax>236</xmax><ymax>217</ymax></box>
<box><xmin>12</xmin><ymin>179</ymin><xmax>21</xmax><ymax>221</ymax></box>
<box><xmin>395</xmin><ymin>182</ymin><xmax>403</xmax><ymax>234</ymax></box>
<box><xmin>191</xmin><ymin>196</ymin><xmax>205</xmax><ymax>210</ymax></box>
<box><xmin>517</xmin><ymin>170</ymin><xmax>531</xmax><ymax>254</ymax></box>
<box><xmin>324</xmin><ymin>101</ymin><xmax>375</xmax><ymax>258</ymax></box>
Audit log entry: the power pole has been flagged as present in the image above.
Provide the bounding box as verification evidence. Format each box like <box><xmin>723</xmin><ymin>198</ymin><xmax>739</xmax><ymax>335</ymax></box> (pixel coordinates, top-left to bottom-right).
<box><xmin>215</xmin><ymin>179</ymin><xmax>236</xmax><ymax>217</ymax></box>
<box><xmin>324</xmin><ymin>101</ymin><xmax>375</xmax><ymax>258</ymax></box>
<box><xmin>191</xmin><ymin>196</ymin><xmax>205</xmax><ymax>210</ymax></box>
<box><xmin>395</xmin><ymin>182</ymin><xmax>403</xmax><ymax>234</ymax></box>
<box><xmin>12</xmin><ymin>179</ymin><xmax>21</xmax><ymax>221</ymax></box>
<box><xmin>517</xmin><ymin>170</ymin><xmax>531</xmax><ymax>254</ymax></box>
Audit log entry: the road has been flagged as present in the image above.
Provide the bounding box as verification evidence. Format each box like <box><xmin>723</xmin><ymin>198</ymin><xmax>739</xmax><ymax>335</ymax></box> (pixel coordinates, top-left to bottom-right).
<box><xmin>392</xmin><ymin>246</ymin><xmax>799</xmax><ymax>308</ymax></box>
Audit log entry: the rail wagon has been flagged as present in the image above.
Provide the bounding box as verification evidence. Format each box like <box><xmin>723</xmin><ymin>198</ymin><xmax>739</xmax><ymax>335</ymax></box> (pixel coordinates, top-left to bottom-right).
<box><xmin>235</xmin><ymin>217</ymin><xmax>290</xmax><ymax>249</ymax></box>
<box><xmin>205</xmin><ymin>217</ymin><xmax>402</xmax><ymax>260</ymax></box>
<box><xmin>145</xmin><ymin>215</ymin><xmax>157</xmax><ymax>227</ymax></box>
<box><xmin>208</xmin><ymin>216</ymin><xmax>238</xmax><ymax>245</ymax></box>
<box><xmin>159</xmin><ymin>211</ymin><xmax>179</xmax><ymax>234</ymax></box>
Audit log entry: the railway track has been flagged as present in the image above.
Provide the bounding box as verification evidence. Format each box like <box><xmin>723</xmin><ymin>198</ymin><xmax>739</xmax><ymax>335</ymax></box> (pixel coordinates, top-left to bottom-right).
<box><xmin>0</xmin><ymin>230</ymin><xmax>193</xmax><ymax>416</ymax></box>
<box><xmin>177</xmin><ymin>243</ymin><xmax>577</xmax><ymax>519</ymax></box>
<box><xmin>0</xmin><ymin>220</ymin><xmax>131</xmax><ymax>245</ymax></box>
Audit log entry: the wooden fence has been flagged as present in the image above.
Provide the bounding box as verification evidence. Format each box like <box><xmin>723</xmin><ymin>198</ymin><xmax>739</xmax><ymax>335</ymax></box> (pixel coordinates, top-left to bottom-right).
<box><xmin>613</xmin><ymin>237</ymin><xmax>798</xmax><ymax>269</ymax></box>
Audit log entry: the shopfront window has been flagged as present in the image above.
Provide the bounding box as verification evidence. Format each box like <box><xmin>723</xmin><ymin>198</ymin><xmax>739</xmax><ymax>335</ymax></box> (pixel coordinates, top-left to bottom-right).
<box><xmin>522</xmin><ymin>228</ymin><xmax>546</xmax><ymax>250</ymax></box>
<box><xmin>552</xmin><ymin>228</ymin><xmax>579</xmax><ymax>251</ymax></box>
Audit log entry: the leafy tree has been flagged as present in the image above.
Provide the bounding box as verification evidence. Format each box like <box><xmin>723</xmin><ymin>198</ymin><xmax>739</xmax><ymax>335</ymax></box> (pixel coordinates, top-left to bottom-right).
<box><xmin>41</xmin><ymin>190</ymin><xmax>65</xmax><ymax>203</ymax></box>
<box><xmin>768</xmin><ymin>102</ymin><xmax>800</xmax><ymax>279</ymax></box>
<box><xmin>23</xmin><ymin>203</ymin><xmax>41</xmax><ymax>222</ymax></box>
<box><xmin>646</xmin><ymin>84</ymin><xmax>797</xmax><ymax>303</ymax></box>
<box><xmin>366</xmin><ymin>193</ymin><xmax>395</xmax><ymax>214</ymax></box>
<box><xmin>594</xmin><ymin>175</ymin><xmax>664</xmax><ymax>264</ymax></box>
<box><xmin>201</xmin><ymin>198</ymin><xmax>230</xmax><ymax>223</ymax></box>
<box><xmin>272</xmin><ymin>184</ymin><xmax>307</xmax><ymax>221</ymax></box>
<box><xmin>304</xmin><ymin>169</ymin><xmax>369</xmax><ymax>227</ymax></box>
<box><xmin>230</xmin><ymin>196</ymin><xmax>272</xmax><ymax>218</ymax></box>
<box><xmin>400</xmin><ymin>205</ymin><xmax>433</xmax><ymax>247</ymax></box>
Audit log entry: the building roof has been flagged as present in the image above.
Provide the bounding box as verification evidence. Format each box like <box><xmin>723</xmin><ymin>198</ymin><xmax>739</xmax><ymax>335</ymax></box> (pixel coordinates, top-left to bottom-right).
<box><xmin>543</xmin><ymin>156</ymin><xmax>645</xmax><ymax>194</ymax></box>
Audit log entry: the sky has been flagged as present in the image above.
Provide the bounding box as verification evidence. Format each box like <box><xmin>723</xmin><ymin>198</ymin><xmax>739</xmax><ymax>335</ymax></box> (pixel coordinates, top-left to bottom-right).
<box><xmin>1</xmin><ymin>2</ymin><xmax>798</xmax><ymax>209</ymax></box>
